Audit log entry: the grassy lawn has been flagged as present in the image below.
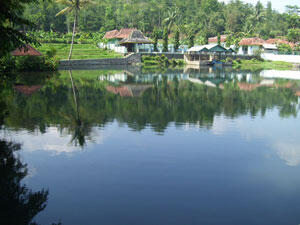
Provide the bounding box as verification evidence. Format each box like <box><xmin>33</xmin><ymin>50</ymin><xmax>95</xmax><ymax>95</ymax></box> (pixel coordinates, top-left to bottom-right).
<box><xmin>37</xmin><ymin>43</ymin><xmax>123</xmax><ymax>60</ymax></box>
<box><xmin>233</xmin><ymin>59</ymin><xmax>293</xmax><ymax>71</ymax></box>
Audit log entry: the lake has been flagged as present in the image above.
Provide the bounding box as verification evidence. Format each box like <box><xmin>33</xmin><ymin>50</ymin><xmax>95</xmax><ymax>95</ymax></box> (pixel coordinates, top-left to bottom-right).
<box><xmin>1</xmin><ymin>66</ymin><xmax>300</xmax><ymax>225</ymax></box>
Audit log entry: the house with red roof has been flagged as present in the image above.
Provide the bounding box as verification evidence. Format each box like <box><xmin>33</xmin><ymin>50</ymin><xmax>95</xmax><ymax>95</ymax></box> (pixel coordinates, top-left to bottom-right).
<box><xmin>237</xmin><ymin>37</ymin><xmax>265</xmax><ymax>55</ymax></box>
<box><xmin>11</xmin><ymin>44</ymin><xmax>42</xmax><ymax>56</ymax></box>
<box><xmin>101</xmin><ymin>28</ymin><xmax>153</xmax><ymax>53</ymax></box>
<box><xmin>208</xmin><ymin>35</ymin><xmax>227</xmax><ymax>47</ymax></box>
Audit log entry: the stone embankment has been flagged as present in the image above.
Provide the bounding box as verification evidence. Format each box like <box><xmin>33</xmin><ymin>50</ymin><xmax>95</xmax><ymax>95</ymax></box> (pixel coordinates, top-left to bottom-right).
<box><xmin>59</xmin><ymin>52</ymin><xmax>187</xmax><ymax>69</ymax></box>
<box><xmin>59</xmin><ymin>53</ymin><xmax>141</xmax><ymax>69</ymax></box>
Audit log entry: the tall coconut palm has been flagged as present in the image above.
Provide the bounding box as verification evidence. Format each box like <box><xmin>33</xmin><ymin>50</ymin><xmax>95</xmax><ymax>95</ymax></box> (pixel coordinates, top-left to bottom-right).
<box><xmin>56</xmin><ymin>0</ymin><xmax>96</xmax><ymax>60</ymax></box>
<box><xmin>163</xmin><ymin>6</ymin><xmax>179</xmax><ymax>33</ymax></box>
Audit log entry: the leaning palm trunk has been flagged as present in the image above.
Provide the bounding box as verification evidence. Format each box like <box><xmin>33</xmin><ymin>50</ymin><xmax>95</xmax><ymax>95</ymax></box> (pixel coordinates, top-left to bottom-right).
<box><xmin>68</xmin><ymin>11</ymin><xmax>77</xmax><ymax>60</ymax></box>
<box><xmin>69</xmin><ymin>70</ymin><xmax>78</xmax><ymax>113</ymax></box>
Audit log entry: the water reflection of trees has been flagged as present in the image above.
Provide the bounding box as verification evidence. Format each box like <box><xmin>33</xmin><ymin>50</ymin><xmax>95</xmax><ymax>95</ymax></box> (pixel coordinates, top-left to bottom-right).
<box><xmin>0</xmin><ymin>139</ymin><xmax>48</xmax><ymax>225</ymax></box>
<box><xmin>0</xmin><ymin>73</ymin><xmax>298</xmax><ymax>143</ymax></box>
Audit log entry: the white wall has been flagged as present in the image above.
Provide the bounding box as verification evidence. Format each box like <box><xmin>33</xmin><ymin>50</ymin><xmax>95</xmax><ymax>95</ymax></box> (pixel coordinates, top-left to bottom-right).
<box><xmin>99</xmin><ymin>42</ymin><xmax>127</xmax><ymax>54</ymax></box>
<box><xmin>262</xmin><ymin>53</ymin><xmax>300</xmax><ymax>64</ymax></box>
<box><xmin>237</xmin><ymin>46</ymin><xmax>260</xmax><ymax>55</ymax></box>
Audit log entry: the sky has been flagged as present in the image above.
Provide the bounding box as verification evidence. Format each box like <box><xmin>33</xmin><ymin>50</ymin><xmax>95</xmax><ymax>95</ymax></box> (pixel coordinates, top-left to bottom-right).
<box><xmin>222</xmin><ymin>0</ymin><xmax>299</xmax><ymax>13</ymax></box>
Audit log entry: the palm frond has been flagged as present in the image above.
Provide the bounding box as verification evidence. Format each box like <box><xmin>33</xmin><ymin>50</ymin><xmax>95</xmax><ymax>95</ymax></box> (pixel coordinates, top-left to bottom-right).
<box><xmin>55</xmin><ymin>6</ymin><xmax>73</xmax><ymax>16</ymax></box>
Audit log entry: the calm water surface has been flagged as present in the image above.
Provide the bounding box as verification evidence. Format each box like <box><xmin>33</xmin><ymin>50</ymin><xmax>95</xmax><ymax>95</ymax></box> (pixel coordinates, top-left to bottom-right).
<box><xmin>1</xmin><ymin>67</ymin><xmax>300</xmax><ymax>225</ymax></box>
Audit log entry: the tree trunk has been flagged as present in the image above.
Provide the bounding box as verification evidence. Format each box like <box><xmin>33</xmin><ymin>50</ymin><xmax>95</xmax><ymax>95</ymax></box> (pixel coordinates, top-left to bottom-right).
<box><xmin>68</xmin><ymin>11</ymin><xmax>77</xmax><ymax>61</ymax></box>
<box><xmin>69</xmin><ymin>70</ymin><xmax>78</xmax><ymax>113</ymax></box>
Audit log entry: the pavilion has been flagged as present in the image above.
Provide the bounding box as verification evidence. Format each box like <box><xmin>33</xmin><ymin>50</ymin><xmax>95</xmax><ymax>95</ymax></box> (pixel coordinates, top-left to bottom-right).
<box><xmin>119</xmin><ymin>30</ymin><xmax>153</xmax><ymax>53</ymax></box>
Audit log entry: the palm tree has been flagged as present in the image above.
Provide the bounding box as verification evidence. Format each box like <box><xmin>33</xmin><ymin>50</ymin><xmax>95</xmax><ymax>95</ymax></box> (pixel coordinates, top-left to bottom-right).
<box><xmin>163</xmin><ymin>6</ymin><xmax>179</xmax><ymax>32</ymax></box>
<box><xmin>56</xmin><ymin>0</ymin><xmax>96</xmax><ymax>60</ymax></box>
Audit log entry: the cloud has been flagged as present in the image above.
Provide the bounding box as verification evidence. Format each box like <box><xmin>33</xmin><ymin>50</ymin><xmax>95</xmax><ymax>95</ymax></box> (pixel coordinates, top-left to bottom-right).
<box><xmin>274</xmin><ymin>142</ymin><xmax>300</xmax><ymax>167</ymax></box>
<box><xmin>0</xmin><ymin>127</ymin><xmax>107</xmax><ymax>156</ymax></box>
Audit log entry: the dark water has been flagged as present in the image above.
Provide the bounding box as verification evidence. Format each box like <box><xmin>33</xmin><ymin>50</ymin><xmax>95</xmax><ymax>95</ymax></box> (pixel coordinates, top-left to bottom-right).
<box><xmin>1</xmin><ymin>67</ymin><xmax>300</xmax><ymax>225</ymax></box>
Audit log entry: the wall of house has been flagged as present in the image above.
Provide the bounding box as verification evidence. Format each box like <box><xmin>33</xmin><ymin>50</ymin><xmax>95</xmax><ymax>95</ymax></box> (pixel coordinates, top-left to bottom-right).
<box><xmin>99</xmin><ymin>41</ymin><xmax>128</xmax><ymax>54</ymax></box>
<box><xmin>237</xmin><ymin>45</ymin><xmax>260</xmax><ymax>55</ymax></box>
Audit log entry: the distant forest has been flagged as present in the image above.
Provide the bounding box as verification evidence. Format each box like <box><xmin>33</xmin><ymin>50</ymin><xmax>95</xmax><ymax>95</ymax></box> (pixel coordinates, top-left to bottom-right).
<box><xmin>20</xmin><ymin>0</ymin><xmax>300</xmax><ymax>42</ymax></box>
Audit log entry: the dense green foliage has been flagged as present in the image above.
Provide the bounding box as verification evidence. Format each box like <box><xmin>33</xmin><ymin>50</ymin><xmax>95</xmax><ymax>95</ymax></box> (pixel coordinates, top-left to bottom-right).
<box><xmin>142</xmin><ymin>55</ymin><xmax>184</xmax><ymax>67</ymax></box>
<box><xmin>0</xmin><ymin>55</ymin><xmax>59</xmax><ymax>72</ymax></box>
<box><xmin>22</xmin><ymin>0</ymin><xmax>300</xmax><ymax>42</ymax></box>
<box><xmin>0</xmin><ymin>0</ymin><xmax>39</xmax><ymax>57</ymax></box>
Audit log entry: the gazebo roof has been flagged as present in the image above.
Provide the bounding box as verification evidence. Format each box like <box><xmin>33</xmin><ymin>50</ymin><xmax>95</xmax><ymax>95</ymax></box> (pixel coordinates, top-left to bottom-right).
<box><xmin>119</xmin><ymin>30</ymin><xmax>153</xmax><ymax>44</ymax></box>
<box><xmin>188</xmin><ymin>44</ymin><xmax>230</xmax><ymax>53</ymax></box>
<box><xmin>188</xmin><ymin>46</ymin><xmax>209</xmax><ymax>52</ymax></box>
<box><xmin>11</xmin><ymin>44</ymin><xmax>42</xmax><ymax>56</ymax></box>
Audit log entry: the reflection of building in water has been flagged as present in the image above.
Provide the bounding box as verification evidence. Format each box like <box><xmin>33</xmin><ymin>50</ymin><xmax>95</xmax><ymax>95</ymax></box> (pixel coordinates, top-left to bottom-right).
<box><xmin>14</xmin><ymin>85</ymin><xmax>42</xmax><ymax>96</ymax></box>
<box><xmin>100</xmin><ymin>68</ymin><xmax>300</xmax><ymax>95</ymax></box>
<box><xmin>106</xmin><ymin>85</ymin><xmax>152</xmax><ymax>97</ymax></box>
<box><xmin>133</xmin><ymin>73</ymin><xmax>189</xmax><ymax>83</ymax></box>
<box><xmin>260</xmin><ymin>70</ymin><xmax>300</xmax><ymax>80</ymax></box>
<box><xmin>98</xmin><ymin>73</ymin><xmax>128</xmax><ymax>82</ymax></box>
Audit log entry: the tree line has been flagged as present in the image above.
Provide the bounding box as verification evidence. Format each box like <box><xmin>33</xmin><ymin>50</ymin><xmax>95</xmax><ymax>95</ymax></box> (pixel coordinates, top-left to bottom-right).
<box><xmin>23</xmin><ymin>0</ymin><xmax>300</xmax><ymax>42</ymax></box>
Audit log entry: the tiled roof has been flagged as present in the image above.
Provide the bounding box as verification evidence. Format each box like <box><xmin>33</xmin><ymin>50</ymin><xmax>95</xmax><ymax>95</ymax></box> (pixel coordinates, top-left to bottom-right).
<box><xmin>119</xmin><ymin>30</ymin><xmax>153</xmax><ymax>44</ymax></box>
<box><xmin>106</xmin><ymin>86</ymin><xmax>133</xmax><ymax>97</ymax></box>
<box><xmin>265</xmin><ymin>38</ymin><xmax>295</xmax><ymax>48</ymax></box>
<box><xmin>237</xmin><ymin>83</ymin><xmax>260</xmax><ymax>91</ymax></box>
<box><xmin>11</xmin><ymin>44</ymin><xmax>42</xmax><ymax>56</ymax></box>
<box><xmin>239</xmin><ymin>37</ymin><xmax>265</xmax><ymax>46</ymax></box>
<box><xmin>106</xmin><ymin>84</ymin><xmax>152</xmax><ymax>97</ymax></box>
<box><xmin>103</xmin><ymin>29</ymin><xmax>119</xmax><ymax>39</ymax></box>
<box><xmin>14</xmin><ymin>85</ymin><xmax>42</xmax><ymax>96</ymax></box>
<box><xmin>115</xmin><ymin>28</ymin><xmax>137</xmax><ymax>39</ymax></box>
<box><xmin>103</xmin><ymin>28</ymin><xmax>137</xmax><ymax>39</ymax></box>
<box><xmin>208</xmin><ymin>35</ymin><xmax>227</xmax><ymax>43</ymax></box>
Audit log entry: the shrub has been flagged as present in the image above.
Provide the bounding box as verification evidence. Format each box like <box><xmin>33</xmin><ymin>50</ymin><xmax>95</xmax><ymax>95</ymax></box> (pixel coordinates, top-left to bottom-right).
<box><xmin>143</xmin><ymin>60</ymin><xmax>159</xmax><ymax>66</ymax></box>
<box><xmin>142</xmin><ymin>55</ymin><xmax>154</xmax><ymax>61</ymax></box>
<box><xmin>170</xmin><ymin>59</ymin><xmax>177</xmax><ymax>67</ymax></box>
<box><xmin>15</xmin><ymin>56</ymin><xmax>58</xmax><ymax>72</ymax></box>
<box><xmin>0</xmin><ymin>55</ymin><xmax>15</xmax><ymax>72</ymax></box>
<box><xmin>176</xmin><ymin>59</ymin><xmax>185</xmax><ymax>66</ymax></box>
<box><xmin>225</xmin><ymin>58</ymin><xmax>233</xmax><ymax>63</ymax></box>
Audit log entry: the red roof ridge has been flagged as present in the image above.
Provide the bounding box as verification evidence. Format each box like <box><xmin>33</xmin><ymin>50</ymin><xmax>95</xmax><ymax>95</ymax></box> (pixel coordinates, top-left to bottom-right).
<box><xmin>14</xmin><ymin>85</ymin><xmax>42</xmax><ymax>96</ymax></box>
<box><xmin>103</xmin><ymin>28</ymin><xmax>137</xmax><ymax>40</ymax></box>
<box><xmin>239</xmin><ymin>37</ymin><xmax>265</xmax><ymax>46</ymax></box>
<box><xmin>11</xmin><ymin>44</ymin><xmax>42</xmax><ymax>56</ymax></box>
<box><xmin>208</xmin><ymin>35</ymin><xmax>227</xmax><ymax>43</ymax></box>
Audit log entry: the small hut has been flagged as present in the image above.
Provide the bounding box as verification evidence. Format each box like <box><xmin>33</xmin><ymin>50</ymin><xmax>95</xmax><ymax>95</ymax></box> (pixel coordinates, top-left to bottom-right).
<box><xmin>185</xmin><ymin>44</ymin><xmax>233</xmax><ymax>66</ymax></box>
<box><xmin>11</xmin><ymin>44</ymin><xmax>42</xmax><ymax>56</ymax></box>
<box><xmin>119</xmin><ymin>30</ymin><xmax>153</xmax><ymax>53</ymax></box>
